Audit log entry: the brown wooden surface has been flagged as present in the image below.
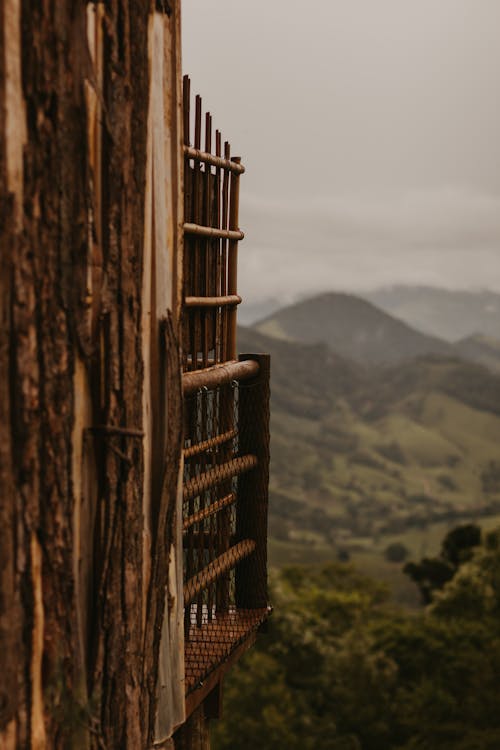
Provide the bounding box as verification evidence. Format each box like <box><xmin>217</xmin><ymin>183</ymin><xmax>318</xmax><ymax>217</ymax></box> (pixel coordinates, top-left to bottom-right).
<box><xmin>236</xmin><ymin>354</ymin><xmax>271</xmax><ymax>610</ymax></box>
<box><xmin>182</xmin><ymin>359</ymin><xmax>259</xmax><ymax>393</ymax></box>
<box><xmin>0</xmin><ymin>4</ymin><xmax>184</xmax><ymax>748</ymax></box>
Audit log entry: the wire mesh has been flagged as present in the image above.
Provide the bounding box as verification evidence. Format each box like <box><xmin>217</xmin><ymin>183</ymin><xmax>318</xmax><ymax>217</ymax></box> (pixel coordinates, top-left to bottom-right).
<box><xmin>182</xmin><ymin>373</ymin><xmax>269</xmax><ymax>694</ymax></box>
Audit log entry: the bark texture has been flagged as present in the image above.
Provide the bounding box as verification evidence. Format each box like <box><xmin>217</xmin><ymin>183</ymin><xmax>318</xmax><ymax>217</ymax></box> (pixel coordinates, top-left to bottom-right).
<box><xmin>0</xmin><ymin>3</ymin><xmax>182</xmax><ymax>748</ymax></box>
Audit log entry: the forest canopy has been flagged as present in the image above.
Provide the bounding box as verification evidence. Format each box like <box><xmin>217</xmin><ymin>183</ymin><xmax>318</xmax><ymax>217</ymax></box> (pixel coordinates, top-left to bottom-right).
<box><xmin>213</xmin><ymin>526</ymin><xmax>500</xmax><ymax>750</ymax></box>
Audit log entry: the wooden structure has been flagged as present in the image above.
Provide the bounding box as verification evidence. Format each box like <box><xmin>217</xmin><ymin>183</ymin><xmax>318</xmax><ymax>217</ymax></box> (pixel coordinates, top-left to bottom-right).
<box><xmin>175</xmin><ymin>79</ymin><xmax>271</xmax><ymax>744</ymax></box>
<box><xmin>0</xmin><ymin>3</ymin><xmax>269</xmax><ymax>749</ymax></box>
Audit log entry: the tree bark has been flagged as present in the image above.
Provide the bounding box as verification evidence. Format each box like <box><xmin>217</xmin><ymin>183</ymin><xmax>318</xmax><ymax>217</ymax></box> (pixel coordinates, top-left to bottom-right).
<box><xmin>0</xmin><ymin>3</ymin><xmax>183</xmax><ymax>748</ymax></box>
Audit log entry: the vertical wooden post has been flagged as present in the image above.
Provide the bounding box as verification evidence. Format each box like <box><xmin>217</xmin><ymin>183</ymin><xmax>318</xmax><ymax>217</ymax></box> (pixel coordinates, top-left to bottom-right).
<box><xmin>235</xmin><ymin>354</ymin><xmax>270</xmax><ymax>610</ymax></box>
<box><xmin>226</xmin><ymin>158</ymin><xmax>241</xmax><ymax>360</ymax></box>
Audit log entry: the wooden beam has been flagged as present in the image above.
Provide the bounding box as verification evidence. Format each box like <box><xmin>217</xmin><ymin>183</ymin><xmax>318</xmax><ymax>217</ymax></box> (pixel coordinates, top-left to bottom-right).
<box><xmin>182</xmin><ymin>359</ymin><xmax>259</xmax><ymax>394</ymax></box>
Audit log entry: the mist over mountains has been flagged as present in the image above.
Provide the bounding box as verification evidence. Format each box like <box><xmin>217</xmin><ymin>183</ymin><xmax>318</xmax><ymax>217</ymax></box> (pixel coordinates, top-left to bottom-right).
<box><xmin>364</xmin><ymin>285</ymin><xmax>500</xmax><ymax>342</ymax></box>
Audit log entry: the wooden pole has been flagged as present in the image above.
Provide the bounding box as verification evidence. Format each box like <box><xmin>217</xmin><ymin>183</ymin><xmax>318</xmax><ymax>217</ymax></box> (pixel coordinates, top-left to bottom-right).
<box><xmin>226</xmin><ymin>158</ymin><xmax>242</xmax><ymax>359</ymax></box>
<box><xmin>235</xmin><ymin>354</ymin><xmax>270</xmax><ymax>610</ymax></box>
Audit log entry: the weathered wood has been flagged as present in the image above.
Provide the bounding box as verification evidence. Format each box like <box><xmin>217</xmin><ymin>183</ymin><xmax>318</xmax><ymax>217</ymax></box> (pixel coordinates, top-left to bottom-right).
<box><xmin>184</xmin><ymin>294</ymin><xmax>242</xmax><ymax>308</ymax></box>
<box><xmin>236</xmin><ymin>354</ymin><xmax>271</xmax><ymax>610</ymax></box>
<box><xmin>182</xmin><ymin>359</ymin><xmax>259</xmax><ymax>394</ymax></box>
<box><xmin>183</xmin><ymin>455</ymin><xmax>258</xmax><ymax>501</ymax></box>
<box><xmin>1</xmin><ymin>2</ymin><xmax>184</xmax><ymax>748</ymax></box>
<box><xmin>88</xmin><ymin>3</ymin><xmax>151</xmax><ymax>747</ymax></box>
<box><xmin>184</xmin><ymin>540</ymin><xmax>256</xmax><ymax>605</ymax></box>
<box><xmin>152</xmin><ymin>5</ymin><xmax>186</xmax><ymax>742</ymax></box>
<box><xmin>143</xmin><ymin>315</ymin><xmax>184</xmax><ymax>741</ymax></box>
<box><xmin>184</xmin><ymin>429</ymin><xmax>237</xmax><ymax>459</ymax></box>
<box><xmin>184</xmin><ymin>222</ymin><xmax>244</xmax><ymax>241</ymax></box>
<box><xmin>183</xmin><ymin>493</ymin><xmax>236</xmax><ymax>530</ymax></box>
<box><xmin>184</xmin><ymin>146</ymin><xmax>245</xmax><ymax>174</ymax></box>
<box><xmin>227</xmin><ymin>159</ymin><xmax>242</xmax><ymax>359</ymax></box>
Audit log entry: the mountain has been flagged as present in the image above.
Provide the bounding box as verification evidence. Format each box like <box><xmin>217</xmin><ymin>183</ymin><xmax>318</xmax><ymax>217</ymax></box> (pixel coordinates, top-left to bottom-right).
<box><xmin>254</xmin><ymin>292</ymin><xmax>454</xmax><ymax>365</ymax></box>
<box><xmin>363</xmin><ymin>286</ymin><xmax>500</xmax><ymax>342</ymax></box>
<box><xmin>238</xmin><ymin>325</ymin><xmax>364</xmax><ymax>419</ymax></box>
<box><xmin>455</xmin><ymin>334</ymin><xmax>500</xmax><ymax>373</ymax></box>
<box><xmin>238</xmin><ymin>296</ymin><xmax>284</xmax><ymax>326</ymax></box>
<box><xmin>238</xmin><ymin>325</ymin><xmax>500</xmax><ymax>577</ymax></box>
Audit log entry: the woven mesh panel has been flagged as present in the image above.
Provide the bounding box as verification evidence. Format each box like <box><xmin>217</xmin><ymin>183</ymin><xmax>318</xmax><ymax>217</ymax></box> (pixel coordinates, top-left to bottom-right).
<box><xmin>182</xmin><ymin>375</ymin><xmax>269</xmax><ymax>694</ymax></box>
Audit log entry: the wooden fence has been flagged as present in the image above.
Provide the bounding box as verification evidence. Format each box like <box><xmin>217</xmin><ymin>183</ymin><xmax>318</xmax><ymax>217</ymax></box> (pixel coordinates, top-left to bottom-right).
<box><xmin>180</xmin><ymin>78</ymin><xmax>270</xmax><ymax>711</ymax></box>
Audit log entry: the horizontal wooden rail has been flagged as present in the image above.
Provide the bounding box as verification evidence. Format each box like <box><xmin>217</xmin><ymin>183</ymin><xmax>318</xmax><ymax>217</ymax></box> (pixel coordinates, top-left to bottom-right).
<box><xmin>184</xmin><ymin>540</ymin><xmax>256</xmax><ymax>605</ymax></box>
<box><xmin>184</xmin><ymin>145</ymin><xmax>245</xmax><ymax>174</ymax></box>
<box><xmin>184</xmin><ymin>222</ymin><xmax>244</xmax><ymax>241</ymax></box>
<box><xmin>183</xmin><ymin>493</ymin><xmax>236</xmax><ymax>531</ymax></box>
<box><xmin>182</xmin><ymin>359</ymin><xmax>259</xmax><ymax>394</ymax></box>
<box><xmin>184</xmin><ymin>294</ymin><xmax>242</xmax><ymax>309</ymax></box>
<box><xmin>183</xmin><ymin>454</ymin><xmax>257</xmax><ymax>501</ymax></box>
<box><xmin>184</xmin><ymin>429</ymin><xmax>237</xmax><ymax>459</ymax></box>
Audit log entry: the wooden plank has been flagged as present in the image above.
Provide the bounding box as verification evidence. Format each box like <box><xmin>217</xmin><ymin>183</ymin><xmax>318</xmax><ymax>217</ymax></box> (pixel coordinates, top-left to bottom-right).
<box><xmin>153</xmin><ymin>5</ymin><xmax>186</xmax><ymax>742</ymax></box>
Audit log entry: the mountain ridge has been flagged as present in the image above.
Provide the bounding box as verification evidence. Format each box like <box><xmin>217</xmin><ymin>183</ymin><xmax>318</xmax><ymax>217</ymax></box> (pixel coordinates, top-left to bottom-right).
<box><xmin>254</xmin><ymin>291</ymin><xmax>455</xmax><ymax>365</ymax></box>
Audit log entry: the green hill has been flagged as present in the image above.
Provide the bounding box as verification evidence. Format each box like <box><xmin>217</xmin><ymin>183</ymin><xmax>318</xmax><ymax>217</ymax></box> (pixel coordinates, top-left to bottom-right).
<box><xmin>238</xmin><ymin>326</ymin><xmax>500</xmax><ymax>589</ymax></box>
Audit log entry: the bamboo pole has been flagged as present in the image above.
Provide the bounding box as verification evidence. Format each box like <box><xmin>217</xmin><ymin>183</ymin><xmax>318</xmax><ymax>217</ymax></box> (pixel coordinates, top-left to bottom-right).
<box><xmin>182</xmin><ymin>358</ymin><xmax>259</xmax><ymax>394</ymax></box>
<box><xmin>183</xmin><ymin>146</ymin><xmax>245</xmax><ymax>174</ymax></box>
<box><xmin>183</xmin><ymin>223</ymin><xmax>244</xmax><ymax>241</ymax></box>
<box><xmin>183</xmin><ymin>493</ymin><xmax>236</xmax><ymax>531</ymax></box>
<box><xmin>184</xmin><ymin>294</ymin><xmax>241</xmax><ymax>308</ymax></box>
<box><xmin>183</xmin><ymin>454</ymin><xmax>257</xmax><ymax>501</ymax></box>
<box><xmin>227</xmin><ymin>158</ymin><xmax>242</xmax><ymax>359</ymax></box>
<box><xmin>183</xmin><ymin>428</ymin><xmax>237</xmax><ymax>459</ymax></box>
<box><xmin>184</xmin><ymin>540</ymin><xmax>256</xmax><ymax>606</ymax></box>
<box><xmin>215</xmin><ymin>130</ymin><xmax>223</xmax><ymax>363</ymax></box>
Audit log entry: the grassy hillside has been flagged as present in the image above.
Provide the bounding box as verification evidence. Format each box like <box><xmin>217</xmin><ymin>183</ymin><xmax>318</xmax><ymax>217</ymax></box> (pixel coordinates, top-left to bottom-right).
<box><xmin>238</xmin><ymin>326</ymin><xmax>500</xmax><ymax>599</ymax></box>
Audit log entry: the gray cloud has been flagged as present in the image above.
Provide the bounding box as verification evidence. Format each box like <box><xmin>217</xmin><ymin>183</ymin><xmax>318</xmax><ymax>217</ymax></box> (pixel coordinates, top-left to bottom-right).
<box><xmin>238</xmin><ymin>188</ymin><xmax>500</xmax><ymax>302</ymax></box>
<box><xmin>183</xmin><ymin>1</ymin><xmax>500</xmax><ymax>303</ymax></box>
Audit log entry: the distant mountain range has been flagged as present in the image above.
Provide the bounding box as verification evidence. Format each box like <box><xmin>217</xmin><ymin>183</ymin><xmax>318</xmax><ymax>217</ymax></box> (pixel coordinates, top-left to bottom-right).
<box><xmin>241</xmin><ymin>287</ymin><xmax>500</xmax><ymax>573</ymax></box>
<box><xmin>243</xmin><ymin>287</ymin><xmax>500</xmax><ymax>343</ymax></box>
<box><xmin>253</xmin><ymin>291</ymin><xmax>500</xmax><ymax>371</ymax></box>
<box><xmin>363</xmin><ymin>285</ymin><xmax>500</xmax><ymax>342</ymax></box>
<box><xmin>454</xmin><ymin>334</ymin><xmax>500</xmax><ymax>373</ymax></box>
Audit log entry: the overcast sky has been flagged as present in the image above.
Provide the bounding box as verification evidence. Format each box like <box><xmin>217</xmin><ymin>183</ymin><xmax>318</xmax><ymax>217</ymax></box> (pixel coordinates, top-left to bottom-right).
<box><xmin>182</xmin><ymin>1</ymin><xmax>500</xmax><ymax>304</ymax></box>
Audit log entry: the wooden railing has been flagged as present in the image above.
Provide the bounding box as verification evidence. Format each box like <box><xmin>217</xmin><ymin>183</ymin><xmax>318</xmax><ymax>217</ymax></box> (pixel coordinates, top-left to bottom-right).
<box><xmin>181</xmin><ymin>79</ymin><xmax>270</xmax><ymax>702</ymax></box>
